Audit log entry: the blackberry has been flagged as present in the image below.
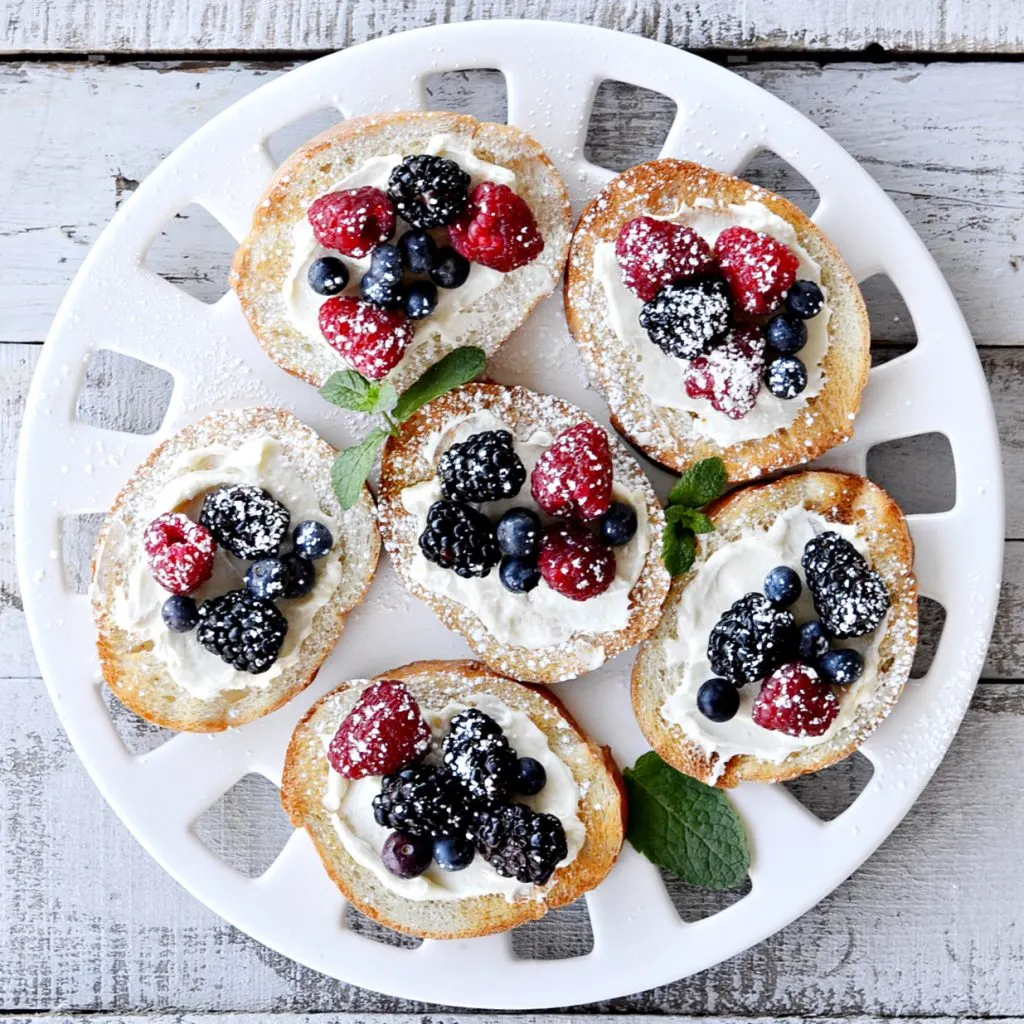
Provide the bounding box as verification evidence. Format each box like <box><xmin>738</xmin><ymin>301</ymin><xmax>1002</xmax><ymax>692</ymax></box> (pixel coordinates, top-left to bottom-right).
<box><xmin>196</xmin><ymin>589</ymin><xmax>288</xmax><ymax>674</ymax></box>
<box><xmin>474</xmin><ymin>803</ymin><xmax>568</xmax><ymax>885</ymax></box>
<box><xmin>802</xmin><ymin>532</ymin><xmax>890</xmax><ymax>639</ymax></box>
<box><xmin>707</xmin><ymin>592</ymin><xmax>798</xmax><ymax>687</ymax></box>
<box><xmin>439</xmin><ymin>430</ymin><xmax>526</xmax><ymax>503</ymax></box>
<box><xmin>802</xmin><ymin>532</ymin><xmax>866</xmax><ymax>583</ymax></box>
<box><xmin>387</xmin><ymin>154</ymin><xmax>470</xmax><ymax>229</ymax></box>
<box><xmin>371</xmin><ymin>765</ymin><xmax>472</xmax><ymax>839</ymax></box>
<box><xmin>418</xmin><ymin>500</ymin><xmax>500</xmax><ymax>578</ymax></box>
<box><xmin>442</xmin><ymin>708</ymin><xmax>518</xmax><ymax>807</ymax></box>
<box><xmin>638</xmin><ymin>277</ymin><xmax>732</xmax><ymax>360</ymax></box>
<box><xmin>200</xmin><ymin>485</ymin><xmax>289</xmax><ymax>560</ymax></box>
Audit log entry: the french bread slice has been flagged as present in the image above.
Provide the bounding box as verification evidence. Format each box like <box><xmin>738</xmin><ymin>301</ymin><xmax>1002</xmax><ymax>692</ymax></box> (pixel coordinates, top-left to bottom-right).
<box><xmin>377</xmin><ymin>382</ymin><xmax>671</xmax><ymax>684</ymax></box>
<box><xmin>632</xmin><ymin>471</ymin><xmax>918</xmax><ymax>787</ymax></box>
<box><xmin>232</xmin><ymin>110</ymin><xmax>572</xmax><ymax>392</ymax></box>
<box><xmin>565</xmin><ymin>159</ymin><xmax>871</xmax><ymax>481</ymax></box>
<box><xmin>281</xmin><ymin>659</ymin><xmax>625</xmax><ymax>939</ymax></box>
<box><xmin>91</xmin><ymin>407</ymin><xmax>380</xmax><ymax>733</ymax></box>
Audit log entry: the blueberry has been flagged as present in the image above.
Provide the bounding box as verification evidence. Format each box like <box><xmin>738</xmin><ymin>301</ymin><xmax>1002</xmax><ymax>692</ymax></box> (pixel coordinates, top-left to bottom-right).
<box><xmin>495</xmin><ymin>507</ymin><xmax>541</xmax><ymax>559</ymax></box>
<box><xmin>599</xmin><ymin>501</ymin><xmax>638</xmax><ymax>547</ymax></box>
<box><xmin>696</xmin><ymin>678</ymin><xmax>740</xmax><ymax>723</ymax></box>
<box><xmin>281</xmin><ymin>552</ymin><xmax>315</xmax><ymax>598</ymax></box>
<box><xmin>499</xmin><ymin>556</ymin><xmax>541</xmax><ymax>594</ymax></box>
<box><xmin>765</xmin><ymin>314</ymin><xmax>808</xmax><ymax>355</ymax></box>
<box><xmin>765</xmin><ymin>355</ymin><xmax>808</xmax><ymax>399</ymax></box>
<box><xmin>360</xmin><ymin>244</ymin><xmax>406</xmax><ymax>308</ymax></box>
<box><xmin>764</xmin><ymin>565</ymin><xmax>801</xmax><ymax>607</ymax></box>
<box><xmin>785</xmin><ymin>279</ymin><xmax>825</xmax><ymax>319</ymax></box>
<box><xmin>798</xmin><ymin>620</ymin><xmax>831</xmax><ymax>662</ymax></box>
<box><xmin>382</xmin><ymin>831</ymin><xmax>433</xmax><ymax>878</ymax></box>
<box><xmin>433</xmin><ymin>835</ymin><xmax>475</xmax><ymax>872</ymax></box>
<box><xmin>246</xmin><ymin>558</ymin><xmax>292</xmax><ymax>600</ymax></box>
<box><xmin>515</xmin><ymin>756</ymin><xmax>547</xmax><ymax>796</ymax></box>
<box><xmin>398</xmin><ymin>229</ymin><xmax>438</xmax><ymax>274</ymax></box>
<box><xmin>161</xmin><ymin>594</ymin><xmax>199</xmax><ymax>633</ymax></box>
<box><xmin>293</xmin><ymin>520</ymin><xmax>333</xmax><ymax>560</ymax></box>
<box><xmin>819</xmin><ymin>648</ymin><xmax>864</xmax><ymax>686</ymax></box>
<box><xmin>307</xmin><ymin>256</ymin><xmax>349</xmax><ymax>296</ymax></box>
<box><xmin>405</xmin><ymin>279</ymin><xmax>438</xmax><ymax>320</ymax></box>
<box><xmin>430</xmin><ymin>246</ymin><xmax>470</xmax><ymax>289</ymax></box>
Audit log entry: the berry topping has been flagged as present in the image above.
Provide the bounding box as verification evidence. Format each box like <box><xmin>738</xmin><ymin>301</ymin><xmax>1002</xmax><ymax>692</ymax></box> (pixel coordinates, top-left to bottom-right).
<box><xmin>318</xmin><ymin>296</ymin><xmax>414</xmax><ymax>381</ymax></box>
<box><xmin>797</xmin><ymin>620</ymin><xmax>831</xmax><ymax>662</ymax></box>
<box><xmin>802</xmin><ymin>531</ymin><xmax>865</xmax><ymax>579</ymax></box>
<box><xmin>495</xmin><ymin>507</ymin><xmax>542</xmax><ymax>559</ymax></box>
<box><xmin>196</xmin><ymin>590</ymin><xmax>288</xmax><ymax>674</ymax></box>
<box><xmin>538</xmin><ymin>522</ymin><xmax>617</xmax><ymax>602</ymax></box>
<box><xmin>360</xmin><ymin>244</ymin><xmax>406</xmax><ymax>309</ymax></box>
<box><xmin>387</xmin><ymin>154</ymin><xmax>471</xmax><ymax>229</ymax></box>
<box><xmin>398</xmin><ymin>229</ymin><xmax>438</xmax><ymax>273</ymax></box>
<box><xmin>430</xmin><ymin>246</ymin><xmax>471</xmax><ymax>289</ymax></box>
<box><xmin>765</xmin><ymin>313</ymin><xmax>808</xmax><ymax>355</ymax></box>
<box><xmin>802</xmin><ymin>532</ymin><xmax>890</xmax><ymax>638</ymax></box>
<box><xmin>280</xmin><ymin>552</ymin><xmax>315</xmax><ymax>598</ymax></box>
<box><xmin>530</xmin><ymin>421</ymin><xmax>613</xmax><ymax>521</ymax></box>
<box><xmin>615</xmin><ymin>216</ymin><xmax>717</xmax><ymax>302</ymax></box>
<box><xmin>405</xmin><ymin>280</ymin><xmax>438</xmax><ymax>320</ymax></box>
<box><xmin>161</xmin><ymin>594</ymin><xmax>199</xmax><ymax>633</ymax></box>
<box><xmin>382</xmin><ymin>831</ymin><xmax>433</xmax><ymax>879</ymax></box>
<box><xmin>638</xmin><ymin>277</ymin><xmax>732</xmax><ymax>361</ymax></box>
<box><xmin>328</xmin><ymin>679</ymin><xmax>431</xmax><ymax>781</ymax></box>
<box><xmin>819</xmin><ymin>648</ymin><xmax>864</xmax><ymax>686</ymax></box>
<box><xmin>245</xmin><ymin>557</ymin><xmax>291</xmax><ymax>600</ymax></box>
<box><xmin>763</xmin><ymin>565</ymin><xmax>801</xmax><ymax>607</ymax></box>
<box><xmin>442</xmin><ymin>708</ymin><xmax>518</xmax><ymax>806</ymax></box>
<box><xmin>474</xmin><ymin>803</ymin><xmax>568</xmax><ymax>885</ymax></box>
<box><xmin>418</xmin><ymin>500</ymin><xmax>500</xmax><ymax>578</ymax></box>
<box><xmin>765</xmin><ymin>355</ymin><xmax>808</xmax><ymax>399</ymax></box>
<box><xmin>515</xmin><ymin>756</ymin><xmax>547</xmax><ymax>796</ymax></box>
<box><xmin>696</xmin><ymin>678</ymin><xmax>740</xmax><ymax>723</ymax></box>
<box><xmin>499</xmin><ymin>556</ymin><xmax>541</xmax><ymax>594</ymax></box>
<box><xmin>598</xmin><ymin>500</ymin><xmax>638</xmax><ymax>547</ymax></box>
<box><xmin>308</xmin><ymin>186</ymin><xmax>396</xmax><ymax>258</ymax></box>
<box><xmin>143</xmin><ymin>512</ymin><xmax>216</xmax><ymax>594</ymax></box>
<box><xmin>785</xmin><ymin>279</ymin><xmax>825</xmax><ymax>319</ymax></box>
<box><xmin>707</xmin><ymin>592</ymin><xmax>798</xmax><ymax>687</ymax></box>
<box><xmin>685</xmin><ymin>326</ymin><xmax>767</xmax><ymax>420</ymax></box>
<box><xmin>434</xmin><ymin>835</ymin><xmax>476</xmax><ymax>872</ymax></box>
<box><xmin>714</xmin><ymin>225</ymin><xmax>799</xmax><ymax>315</ymax></box>
<box><xmin>307</xmin><ymin>256</ymin><xmax>349</xmax><ymax>296</ymax></box>
<box><xmin>448</xmin><ymin>182</ymin><xmax>544</xmax><ymax>272</ymax></box>
<box><xmin>439</xmin><ymin>430</ymin><xmax>526</xmax><ymax>503</ymax></box>
<box><xmin>293</xmin><ymin>520</ymin><xmax>333</xmax><ymax>560</ymax></box>
<box><xmin>199</xmin><ymin>485</ymin><xmax>290</xmax><ymax>560</ymax></box>
<box><xmin>372</xmin><ymin>764</ymin><xmax>472</xmax><ymax>839</ymax></box>
<box><xmin>752</xmin><ymin>662</ymin><xmax>839</xmax><ymax>738</ymax></box>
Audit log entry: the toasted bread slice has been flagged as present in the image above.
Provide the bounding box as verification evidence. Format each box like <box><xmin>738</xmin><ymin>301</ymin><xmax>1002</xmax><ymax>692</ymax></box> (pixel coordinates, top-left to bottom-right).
<box><xmin>377</xmin><ymin>382</ymin><xmax>671</xmax><ymax>684</ymax></box>
<box><xmin>565</xmin><ymin>159</ymin><xmax>871</xmax><ymax>481</ymax></box>
<box><xmin>282</xmin><ymin>659</ymin><xmax>625</xmax><ymax>939</ymax></box>
<box><xmin>91</xmin><ymin>407</ymin><xmax>380</xmax><ymax>732</ymax></box>
<box><xmin>632</xmin><ymin>471</ymin><xmax>918</xmax><ymax>787</ymax></box>
<box><xmin>232</xmin><ymin>110</ymin><xmax>572</xmax><ymax>392</ymax></box>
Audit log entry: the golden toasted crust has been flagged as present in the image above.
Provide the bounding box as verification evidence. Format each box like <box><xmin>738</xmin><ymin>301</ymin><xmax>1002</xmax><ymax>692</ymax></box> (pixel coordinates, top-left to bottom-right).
<box><xmin>232</xmin><ymin>111</ymin><xmax>572</xmax><ymax>392</ymax></box>
<box><xmin>376</xmin><ymin>382</ymin><xmax>671</xmax><ymax>683</ymax></box>
<box><xmin>281</xmin><ymin>659</ymin><xmax>626</xmax><ymax>939</ymax></box>
<box><xmin>565</xmin><ymin>159</ymin><xmax>871</xmax><ymax>481</ymax></box>
<box><xmin>91</xmin><ymin>407</ymin><xmax>380</xmax><ymax>732</ymax></box>
<box><xmin>631</xmin><ymin>471</ymin><xmax>918</xmax><ymax>786</ymax></box>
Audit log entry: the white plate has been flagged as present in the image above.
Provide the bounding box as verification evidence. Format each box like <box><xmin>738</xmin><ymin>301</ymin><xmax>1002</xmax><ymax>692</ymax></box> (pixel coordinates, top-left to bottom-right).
<box><xmin>16</xmin><ymin>21</ymin><xmax>1003</xmax><ymax>1009</ymax></box>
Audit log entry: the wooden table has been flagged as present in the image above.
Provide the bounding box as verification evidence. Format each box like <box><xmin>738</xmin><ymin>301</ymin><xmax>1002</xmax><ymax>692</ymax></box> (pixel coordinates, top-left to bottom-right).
<box><xmin>2</xmin><ymin>2</ymin><xmax>1023</xmax><ymax>1020</ymax></box>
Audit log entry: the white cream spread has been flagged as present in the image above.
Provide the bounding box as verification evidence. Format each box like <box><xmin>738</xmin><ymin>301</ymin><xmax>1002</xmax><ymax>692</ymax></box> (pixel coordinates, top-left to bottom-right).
<box><xmin>320</xmin><ymin>692</ymin><xmax>585</xmax><ymax>902</ymax></box>
<box><xmin>110</xmin><ymin>437</ymin><xmax>343</xmax><ymax>700</ymax></box>
<box><xmin>660</xmin><ymin>508</ymin><xmax>887</xmax><ymax>768</ymax></box>
<box><xmin>400</xmin><ymin>410</ymin><xmax>651</xmax><ymax>651</ymax></box>
<box><xmin>594</xmin><ymin>199</ymin><xmax>832</xmax><ymax>446</ymax></box>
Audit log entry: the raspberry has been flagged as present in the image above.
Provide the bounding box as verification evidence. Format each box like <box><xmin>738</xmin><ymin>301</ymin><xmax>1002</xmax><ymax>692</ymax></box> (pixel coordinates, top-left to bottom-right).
<box><xmin>318</xmin><ymin>296</ymin><xmax>414</xmax><ymax>381</ymax></box>
<box><xmin>328</xmin><ymin>680</ymin><xmax>432</xmax><ymax>780</ymax></box>
<box><xmin>448</xmin><ymin>182</ymin><xmax>544</xmax><ymax>272</ymax></box>
<box><xmin>307</xmin><ymin>186</ymin><xmax>396</xmax><ymax>259</ymax></box>
<box><xmin>538</xmin><ymin>522</ymin><xmax>616</xmax><ymax>602</ymax></box>
<box><xmin>530</xmin><ymin>421</ymin><xmax>613</xmax><ymax>521</ymax></box>
<box><xmin>752</xmin><ymin>662</ymin><xmax>839</xmax><ymax>738</ymax></box>
<box><xmin>143</xmin><ymin>512</ymin><xmax>216</xmax><ymax>595</ymax></box>
<box><xmin>714</xmin><ymin>225</ymin><xmax>799</xmax><ymax>315</ymax></box>
<box><xmin>685</xmin><ymin>326</ymin><xmax>766</xmax><ymax>420</ymax></box>
<box><xmin>615</xmin><ymin>217</ymin><xmax>717</xmax><ymax>301</ymax></box>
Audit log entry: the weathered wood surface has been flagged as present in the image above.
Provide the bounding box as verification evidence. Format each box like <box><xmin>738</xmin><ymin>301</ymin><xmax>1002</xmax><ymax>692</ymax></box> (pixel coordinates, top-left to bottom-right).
<box><xmin>4</xmin><ymin>0</ymin><xmax>1024</xmax><ymax>54</ymax></box>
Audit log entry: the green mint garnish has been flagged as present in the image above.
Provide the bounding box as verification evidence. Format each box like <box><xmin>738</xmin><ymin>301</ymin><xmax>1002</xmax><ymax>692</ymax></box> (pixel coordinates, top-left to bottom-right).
<box><xmin>661</xmin><ymin>456</ymin><xmax>727</xmax><ymax>577</ymax></box>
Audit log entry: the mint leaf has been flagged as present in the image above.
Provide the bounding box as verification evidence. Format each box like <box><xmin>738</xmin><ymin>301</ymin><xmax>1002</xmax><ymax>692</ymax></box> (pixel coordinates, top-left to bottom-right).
<box><xmin>680</xmin><ymin>508</ymin><xmax>714</xmax><ymax>534</ymax></box>
<box><xmin>624</xmin><ymin>752</ymin><xmax>749</xmax><ymax>890</ymax></box>
<box><xmin>367</xmin><ymin>380</ymin><xmax>397</xmax><ymax>416</ymax></box>
<box><xmin>320</xmin><ymin>370</ymin><xmax>376</xmax><ymax>413</ymax></box>
<box><xmin>393</xmin><ymin>346</ymin><xmax>487</xmax><ymax>423</ymax></box>
<box><xmin>330</xmin><ymin>429</ymin><xmax>388</xmax><ymax>510</ymax></box>
<box><xmin>662</xmin><ymin>523</ymin><xmax>696</xmax><ymax>577</ymax></box>
<box><xmin>668</xmin><ymin>456</ymin><xmax>728</xmax><ymax>509</ymax></box>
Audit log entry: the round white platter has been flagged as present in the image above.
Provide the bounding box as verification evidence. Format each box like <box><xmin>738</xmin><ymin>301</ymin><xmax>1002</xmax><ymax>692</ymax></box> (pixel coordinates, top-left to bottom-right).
<box><xmin>16</xmin><ymin>21</ymin><xmax>1004</xmax><ymax>1010</ymax></box>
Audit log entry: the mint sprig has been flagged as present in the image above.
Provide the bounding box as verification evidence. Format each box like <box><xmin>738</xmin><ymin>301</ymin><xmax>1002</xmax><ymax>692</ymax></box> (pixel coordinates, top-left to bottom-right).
<box><xmin>624</xmin><ymin>751</ymin><xmax>749</xmax><ymax>890</ymax></box>
<box><xmin>662</xmin><ymin>456</ymin><xmax>727</xmax><ymax>577</ymax></box>
<box><xmin>321</xmin><ymin>346</ymin><xmax>487</xmax><ymax>510</ymax></box>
